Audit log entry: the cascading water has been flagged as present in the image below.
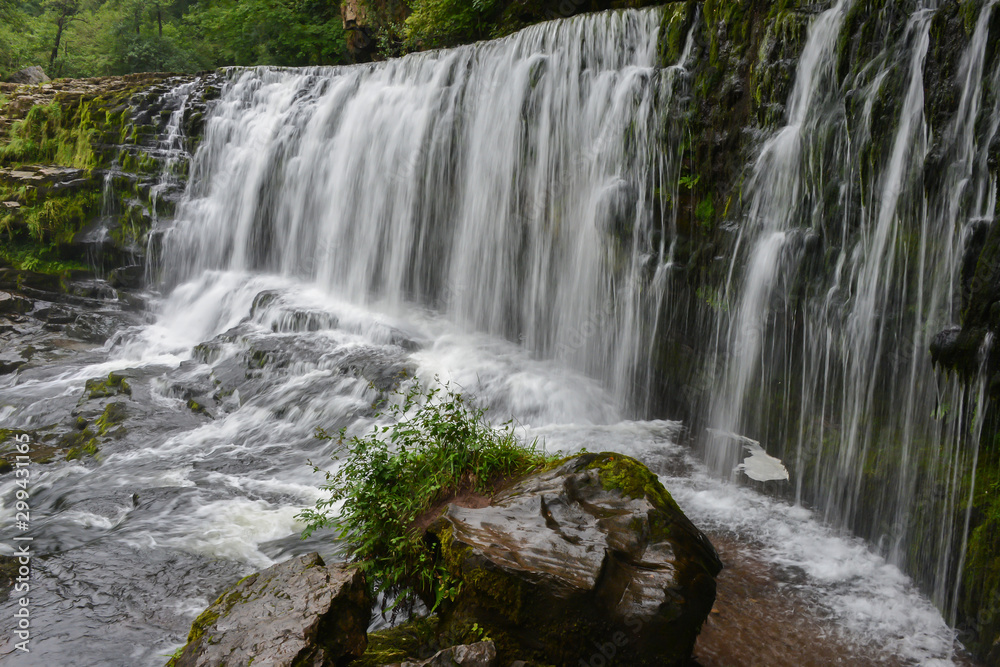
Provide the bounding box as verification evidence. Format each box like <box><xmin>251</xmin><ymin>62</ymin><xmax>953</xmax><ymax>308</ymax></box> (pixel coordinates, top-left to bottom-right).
<box><xmin>707</xmin><ymin>0</ymin><xmax>1000</xmax><ymax>622</ymax></box>
<box><xmin>0</xmin><ymin>6</ymin><xmax>992</xmax><ymax>666</ymax></box>
<box><xmin>164</xmin><ymin>9</ymin><xmax>687</xmax><ymax>411</ymax></box>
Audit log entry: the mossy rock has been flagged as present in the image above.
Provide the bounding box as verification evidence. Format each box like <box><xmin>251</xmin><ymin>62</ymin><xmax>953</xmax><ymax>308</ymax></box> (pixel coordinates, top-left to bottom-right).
<box><xmin>353</xmin><ymin>616</ymin><xmax>441</xmax><ymax>667</ymax></box>
<box><xmin>0</xmin><ymin>555</ymin><xmax>19</xmax><ymax>603</ymax></box>
<box><xmin>0</xmin><ymin>428</ymin><xmax>61</xmax><ymax>466</ymax></box>
<box><xmin>95</xmin><ymin>402</ymin><xmax>128</xmax><ymax>435</ymax></box>
<box><xmin>168</xmin><ymin>553</ymin><xmax>371</xmax><ymax>667</ymax></box>
<box><xmin>83</xmin><ymin>372</ymin><xmax>132</xmax><ymax>400</ymax></box>
<box><xmin>429</xmin><ymin>452</ymin><xmax>721</xmax><ymax>667</ymax></box>
<box><xmin>64</xmin><ymin>437</ymin><xmax>100</xmax><ymax>461</ymax></box>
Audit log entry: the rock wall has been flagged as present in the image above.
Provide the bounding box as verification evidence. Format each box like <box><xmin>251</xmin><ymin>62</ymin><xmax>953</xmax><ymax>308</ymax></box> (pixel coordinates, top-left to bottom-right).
<box><xmin>0</xmin><ymin>72</ymin><xmax>218</xmax><ymax>279</ymax></box>
<box><xmin>664</xmin><ymin>1</ymin><xmax>999</xmax><ymax>661</ymax></box>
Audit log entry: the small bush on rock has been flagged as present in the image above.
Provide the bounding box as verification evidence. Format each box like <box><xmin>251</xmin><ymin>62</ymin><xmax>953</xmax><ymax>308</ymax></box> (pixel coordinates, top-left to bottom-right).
<box><xmin>299</xmin><ymin>378</ymin><xmax>550</xmax><ymax>611</ymax></box>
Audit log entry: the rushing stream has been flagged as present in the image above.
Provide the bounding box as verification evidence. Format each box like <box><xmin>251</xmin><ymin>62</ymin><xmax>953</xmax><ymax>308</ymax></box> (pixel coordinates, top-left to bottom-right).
<box><xmin>0</xmin><ymin>5</ymin><xmax>996</xmax><ymax>665</ymax></box>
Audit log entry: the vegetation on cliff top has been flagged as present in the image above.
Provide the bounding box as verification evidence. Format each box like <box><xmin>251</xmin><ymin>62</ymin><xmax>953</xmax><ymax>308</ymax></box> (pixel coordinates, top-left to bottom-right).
<box><xmin>0</xmin><ymin>0</ymin><xmax>348</xmax><ymax>80</ymax></box>
<box><xmin>298</xmin><ymin>378</ymin><xmax>551</xmax><ymax>612</ymax></box>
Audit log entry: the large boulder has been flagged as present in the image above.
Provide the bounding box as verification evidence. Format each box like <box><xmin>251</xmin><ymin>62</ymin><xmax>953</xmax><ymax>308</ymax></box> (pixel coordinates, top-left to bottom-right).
<box><xmin>430</xmin><ymin>452</ymin><xmax>721</xmax><ymax>667</ymax></box>
<box><xmin>169</xmin><ymin>553</ymin><xmax>371</xmax><ymax>667</ymax></box>
<box><xmin>4</xmin><ymin>66</ymin><xmax>50</xmax><ymax>85</ymax></box>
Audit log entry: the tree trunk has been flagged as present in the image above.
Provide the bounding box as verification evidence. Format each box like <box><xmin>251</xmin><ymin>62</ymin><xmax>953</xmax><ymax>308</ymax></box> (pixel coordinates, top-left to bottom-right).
<box><xmin>49</xmin><ymin>16</ymin><xmax>65</xmax><ymax>69</ymax></box>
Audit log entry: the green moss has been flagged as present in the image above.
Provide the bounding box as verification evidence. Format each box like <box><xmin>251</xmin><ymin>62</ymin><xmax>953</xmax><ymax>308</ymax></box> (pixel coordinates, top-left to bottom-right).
<box><xmin>65</xmin><ymin>436</ymin><xmax>99</xmax><ymax>461</ymax></box>
<box><xmin>584</xmin><ymin>452</ymin><xmax>682</xmax><ymax>515</ymax></box>
<box><xmin>352</xmin><ymin>616</ymin><xmax>440</xmax><ymax>667</ymax></box>
<box><xmin>658</xmin><ymin>2</ymin><xmax>693</xmax><ymax>66</ymax></box>
<box><xmin>14</xmin><ymin>188</ymin><xmax>101</xmax><ymax>244</ymax></box>
<box><xmin>0</xmin><ymin>239</ymin><xmax>88</xmax><ymax>275</ymax></box>
<box><xmin>0</xmin><ymin>102</ymin><xmax>97</xmax><ymax>169</ymax></box>
<box><xmin>249</xmin><ymin>350</ymin><xmax>269</xmax><ymax>368</ymax></box>
<box><xmin>182</xmin><ymin>608</ymin><xmax>220</xmax><ymax>651</ymax></box>
<box><xmin>167</xmin><ymin>583</ymin><xmax>255</xmax><ymax>666</ymax></box>
<box><xmin>695</xmin><ymin>197</ymin><xmax>715</xmax><ymax>226</ymax></box>
<box><xmin>96</xmin><ymin>402</ymin><xmax>128</xmax><ymax>435</ymax></box>
<box><xmin>84</xmin><ymin>372</ymin><xmax>132</xmax><ymax>400</ymax></box>
<box><xmin>961</xmin><ymin>453</ymin><xmax>1000</xmax><ymax>657</ymax></box>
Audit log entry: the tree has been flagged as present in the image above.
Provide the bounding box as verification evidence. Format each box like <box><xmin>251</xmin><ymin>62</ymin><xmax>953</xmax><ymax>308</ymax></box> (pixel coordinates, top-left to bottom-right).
<box><xmin>44</xmin><ymin>0</ymin><xmax>83</xmax><ymax>69</ymax></box>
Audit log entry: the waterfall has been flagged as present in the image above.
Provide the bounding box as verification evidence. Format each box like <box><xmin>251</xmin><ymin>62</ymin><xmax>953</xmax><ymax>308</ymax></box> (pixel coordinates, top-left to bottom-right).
<box><xmin>706</xmin><ymin>0</ymin><xmax>1000</xmax><ymax>615</ymax></box>
<box><xmin>159</xmin><ymin>0</ymin><xmax>1000</xmax><ymax>626</ymax></box>
<box><xmin>5</xmin><ymin>6</ymin><xmax>998</xmax><ymax>664</ymax></box>
<box><xmin>163</xmin><ymin>9</ymin><xmax>693</xmax><ymax>412</ymax></box>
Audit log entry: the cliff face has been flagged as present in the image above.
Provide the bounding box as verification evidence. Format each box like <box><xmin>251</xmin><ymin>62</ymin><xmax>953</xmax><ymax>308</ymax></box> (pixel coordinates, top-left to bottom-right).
<box><xmin>666</xmin><ymin>2</ymin><xmax>998</xmax><ymax>660</ymax></box>
<box><xmin>0</xmin><ymin>72</ymin><xmax>218</xmax><ymax>279</ymax></box>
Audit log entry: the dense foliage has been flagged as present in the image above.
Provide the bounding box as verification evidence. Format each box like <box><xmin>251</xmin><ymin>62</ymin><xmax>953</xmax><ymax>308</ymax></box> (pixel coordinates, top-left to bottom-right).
<box><xmin>0</xmin><ymin>0</ymin><xmax>349</xmax><ymax>79</ymax></box>
<box><xmin>298</xmin><ymin>378</ymin><xmax>551</xmax><ymax>612</ymax></box>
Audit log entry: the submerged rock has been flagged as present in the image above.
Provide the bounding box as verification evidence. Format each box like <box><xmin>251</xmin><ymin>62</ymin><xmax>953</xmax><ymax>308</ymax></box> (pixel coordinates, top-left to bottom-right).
<box><xmin>169</xmin><ymin>552</ymin><xmax>371</xmax><ymax>667</ymax></box>
<box><xmin>429</xmin><ymin>452</ymin><xmax>721</xmax><ymax>667</ymax></box>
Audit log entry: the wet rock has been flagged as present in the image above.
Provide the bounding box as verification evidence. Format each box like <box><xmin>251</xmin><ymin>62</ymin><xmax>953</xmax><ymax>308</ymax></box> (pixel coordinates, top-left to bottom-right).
<box><xmin>929</xmin><ymin>325</ymin><xmax>985</xmax><ymax>377</ymax></box>
<box><xmin>0</xmin><ymin>291</ymin><xmax>32</xmax><ymax>315</ymax></box>
<box><xmin>83</xmin><ymin>372</ymin><xmax>132</xmax><ymax>400</ymax></box>
<box><xmin>431</xmin><ymin>452</ymin><xmax>721</xmax><ymax>667</ymax></box>
<box><xmin>185</xmin><ymin>399</ymin><xmax>212</xmax><ymax>418</ymax></box>
<box><xmin>109</xmin><ymin>265</ymin><xmax>145</xmax><ymax>289</ymax></box>
<box><xmin>169</xmin><ymin>553</ymin><xmax>371</xmax><ymax>667</ymax></box>
<box><xmin>62</xmin><ymin>429</ymin><xmax>100</xmax><ymax>461</ymax></box>
<box><xmin>4</xmin><ymin>66</ymin><xmax>50</xmax><ymax>85</ymax></box>
<box><xmin>66</xmin><ymin>280</ymin><xmax>117</xmax><ymax>300</ymax></box>
<box><xmin>65</xmin><ymin>312</ymin><xmax>127</xmax><ymax>343</ymax></box>
<box><xmin>0</xmin><ymin>358</ymin><xmax>23</xmax><ymax>375</ymax></box>
<box><xmin>0</xmin><ymin>429</ymin><xmax>61</xmax><ymax>467</ymax></box>
<box><xmin>0</xmin><ymin>555</ymin><xmax>18</xmax><ymax>602</ymax></box>
<box><xmin>0</xmin><ymin>268</ymin><xmax>62</xmax><ymax>296</ymax></box>
<box><xmin>33</xmin><ymin>306</ymin><xmax>76</xmax><ymax>324</ymax></box>
<box><xmin>402</xmin><ymin>641</ymin><xmax>497</xmax><ymax>667</ymax></box>
<box><xmin>595</xmin><ymin>179</ymin><xmax>638</xmax><ymax>244</ymax></box>
<box><xmin>96</xmin><ymin>402</ymin><xmax>128</xmax><ymax>435</ymax></box>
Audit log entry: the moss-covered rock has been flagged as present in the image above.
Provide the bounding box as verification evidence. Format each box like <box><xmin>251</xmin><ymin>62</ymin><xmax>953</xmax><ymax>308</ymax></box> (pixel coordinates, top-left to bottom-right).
<box><xmin>426</xmin><ymin>452</ymin><xmax>721</xmax><ymax>667</ymax></box>
<box><xmin>354</xmin><ymin>616</ymin><xmax>442</xmax><ymax>667</ymax></box>
<box><xmin>0</xmin><ymin>72</ymin><xmax>218</xmax><ymax>276</ymax></box>
<box><xmin>95</xmin><ymin>402</ymin><xmax>128</xmax><ymax>435</ymax></box>
<box><xmin>168</xmin><ymin>553</ymin><xmax>371</xmax><ymax>667</ymax></box>
<box><xmin>0</xmin><ymin>428</ymin><xmax>61</xmax><ymax>467</ymax></box>
<box><xmin>0</xmin><ymin>555</ymin><xmax>19</xmax><ymax>603</ymax></box>
<box><xmin>83</xmin><ymin>372</ymin><xmax>132</xmax><ymax>400</ymax></box>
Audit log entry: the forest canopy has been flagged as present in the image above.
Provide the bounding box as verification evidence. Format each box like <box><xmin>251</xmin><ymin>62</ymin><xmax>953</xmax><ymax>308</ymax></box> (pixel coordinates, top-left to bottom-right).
<box><xmin>0</xmin><ymin>0</ymin><xmax>349</xmax><ymax>79</ymax></box>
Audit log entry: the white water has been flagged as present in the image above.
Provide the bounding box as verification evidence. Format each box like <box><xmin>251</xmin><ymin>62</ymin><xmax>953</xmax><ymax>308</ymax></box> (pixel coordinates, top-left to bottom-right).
<box><xmin>164</xmin><ymin>9</ymin><xmax>686</xmax><ymax>411</ymax></box>
<box><xmin>0</xmin><ymin>6</ymin><xmax>990</xmax><ymax>666</ymax></box>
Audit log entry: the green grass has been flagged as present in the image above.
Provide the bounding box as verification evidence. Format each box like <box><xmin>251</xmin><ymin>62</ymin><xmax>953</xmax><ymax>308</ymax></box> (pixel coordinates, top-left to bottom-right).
<box><xmin>0</xmin><ymin>102</ymin><xmax>98</xmax><ymax>169</ymax></box>
<box><xmin>299</xmin><ymin>377</ymin><xmax>552</xmax><ymax>612</ymax></box>
<box><xmin>0</xmin><ymin>238</ymin><xmax>88</xmax><ymax>274</ymax></box>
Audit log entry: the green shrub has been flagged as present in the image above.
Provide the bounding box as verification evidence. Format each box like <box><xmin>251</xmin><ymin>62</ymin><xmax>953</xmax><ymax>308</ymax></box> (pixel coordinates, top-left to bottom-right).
<box><xmin>404</xmin><ymin>0</ymin><xmax>500</xmax><ymax>50</ymax></box>
<box><xmin>299</xmin><ymin>378</ymin><xmax>550</xmax><ymax>611</ymax></box>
